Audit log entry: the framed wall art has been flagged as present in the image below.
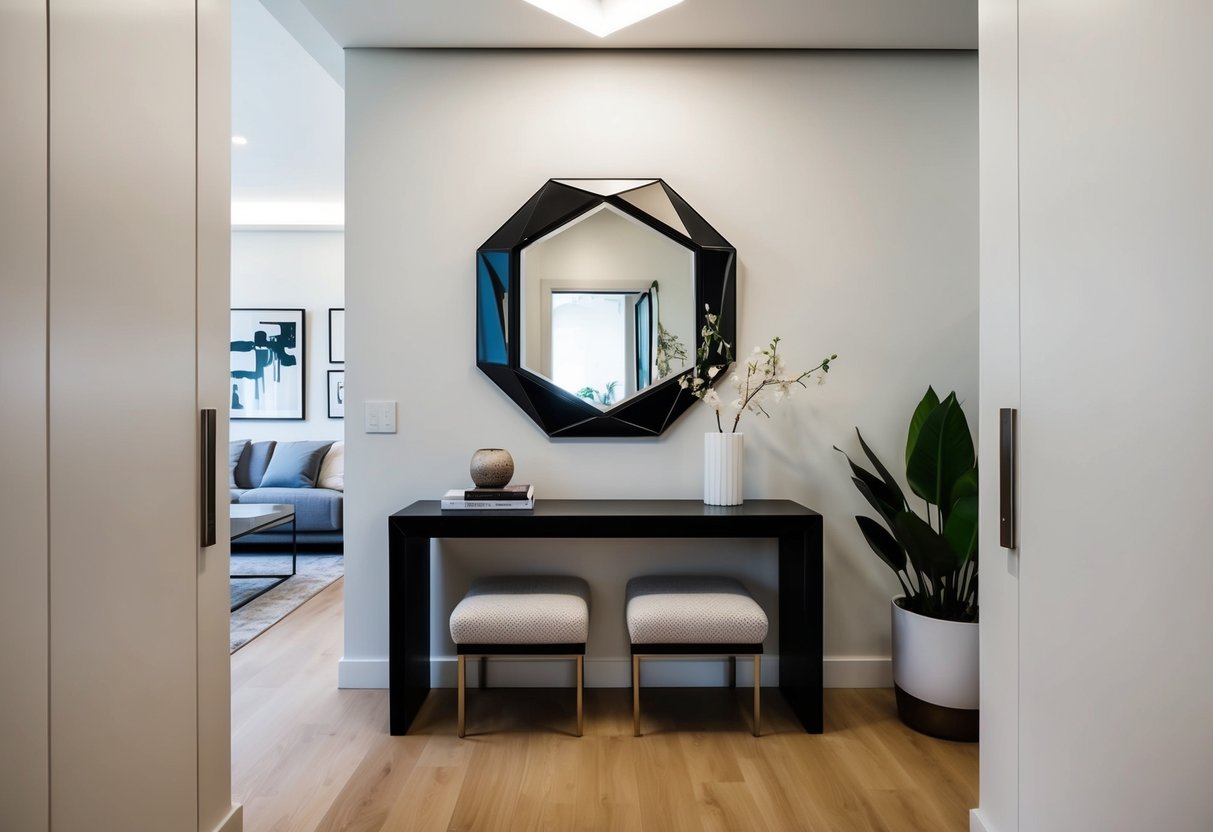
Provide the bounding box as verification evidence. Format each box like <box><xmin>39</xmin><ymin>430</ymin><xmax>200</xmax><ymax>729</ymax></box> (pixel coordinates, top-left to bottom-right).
<box><xmin>327</xmin><ymin>370</ymin><xmax>345</xmax><ymax>419</ymax></box>
<box><xmin>230</xmin><ymin>308</ymin><xmax>305</xmax><ymax>420</ymax></box>
<box><xmin>328</xmin><ymin>307</ymin><xmax>345</xmax><ymax>364</ymax></box>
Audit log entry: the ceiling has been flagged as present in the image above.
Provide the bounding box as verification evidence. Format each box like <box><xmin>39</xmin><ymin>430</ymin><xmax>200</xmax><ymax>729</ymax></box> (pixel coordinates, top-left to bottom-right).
<box><xmin>231</xmin><ymin>0</ymin><xmax>344</xmax><ymax>211</ymax></box>
<box><xmin>294</xmin><ymin>0</ymin><xmax>976</xmax><ymax>50</ymax></box>
<box><xmin>231</xmin><ymin>0</ymin><xmax>974</xmax><ymax>213</ymax></box>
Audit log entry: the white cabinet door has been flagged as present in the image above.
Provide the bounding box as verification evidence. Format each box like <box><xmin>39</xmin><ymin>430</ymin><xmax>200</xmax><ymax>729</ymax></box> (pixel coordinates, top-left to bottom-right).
<box><xmin>48</xmin><ymin>2</ymin><xmax>200</xmax><ymax>828</ymax></box>
<box><xmin>1017</xmin><ymin>2</ymin><xmax>1213</xmax><ymax>830</ymax></box>
<box><xmin>0</xmin><ymin>2</ymin><xmax>50</xmax><ymax>830</ymax></box>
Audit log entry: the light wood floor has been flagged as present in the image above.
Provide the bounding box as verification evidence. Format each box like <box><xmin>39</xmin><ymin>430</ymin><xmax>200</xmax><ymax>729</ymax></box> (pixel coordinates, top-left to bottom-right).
<box><xmin>233</xmin><ymin>580</ymin><xmax>978</xmax><ymax>832</ymax></box>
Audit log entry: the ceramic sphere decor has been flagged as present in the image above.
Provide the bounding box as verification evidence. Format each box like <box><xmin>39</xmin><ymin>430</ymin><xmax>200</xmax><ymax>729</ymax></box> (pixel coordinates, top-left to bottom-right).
<box><xmin>469</xmin><ymin>448</ymin><xmax>514</xmax><ymax>488</ymax></box>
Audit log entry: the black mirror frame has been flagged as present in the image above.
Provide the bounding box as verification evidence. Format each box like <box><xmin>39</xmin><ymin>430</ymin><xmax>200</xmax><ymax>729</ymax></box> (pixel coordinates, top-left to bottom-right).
<box><xmin>476</xmin><ymin>179</ymin><xmax>736</xmax><ymax>438</ymax></box>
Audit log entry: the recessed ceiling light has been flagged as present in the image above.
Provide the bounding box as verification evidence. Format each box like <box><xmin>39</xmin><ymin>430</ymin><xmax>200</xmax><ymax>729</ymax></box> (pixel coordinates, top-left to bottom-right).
<box><xmin>231</xmin><ymin>135</ymin><xmax>248</xmax><ymax>146</ymax></box>
<box><xmin>522</xmin><ymin>0</ymin><xmax>684</xmax><ymax>38</ymax></box>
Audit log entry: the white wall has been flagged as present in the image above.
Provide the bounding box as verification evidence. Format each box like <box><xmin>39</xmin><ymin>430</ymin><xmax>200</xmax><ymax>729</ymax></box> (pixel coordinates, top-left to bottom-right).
<box><xmin>343</xmin><ymin>49</ymin><xmax>977</xmax><ymax>688</ymax></box>
<box><xmin>230</xmin><ymin>229</ymin><xmax>345</xmax><ymax>442</ymax></box>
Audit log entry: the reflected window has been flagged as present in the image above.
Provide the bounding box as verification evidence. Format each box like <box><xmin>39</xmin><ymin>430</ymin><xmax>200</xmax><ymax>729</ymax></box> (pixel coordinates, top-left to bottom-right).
<box><xmin>550</xmin><ymin>292</ymin><xmax>641</xmax><ymax>406</ymax></box>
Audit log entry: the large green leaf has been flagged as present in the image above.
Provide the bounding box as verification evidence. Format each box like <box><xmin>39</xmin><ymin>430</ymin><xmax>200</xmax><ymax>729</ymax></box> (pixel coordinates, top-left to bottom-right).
<box><xmin>905</xmin><ymin>393</ymin><xmax>976</xmax><ymax>517</ymax></box>
<box><xmin>851</xmin><ymin>477</ymin><xmax>902</xmax><ymax>529</ymax></box>
<box><xmin>906</xmin><ymin>386</ymin><xmax>940</xmax><ymax>467</ymax></box>
<box><xmin>893</xmin><ymin>510</ymin><xmax>961</xmax><ymax>579</ymax></box>
<box><xmin>836</xmin><ymin>445</ymin><xmax>906</xmax><ymax>521</ymax></box>
<box><xmin>855</xmin><ymin>515</ymin><xmax>906</xmax><ymax>574</ymax></box>
<box><xmin>952</xmin><ymin>467</ymin><xmax>978</xmax><ymax>502</ymax></box>
<box><xmin>943</xmin><ymin>495</ymin><xmax>978</xmax><ymax>560</ymax></box>
<box><xmin>856</xmin><ymin>429</ymin><xmax>908</xmax><ymax>510</ymax></box>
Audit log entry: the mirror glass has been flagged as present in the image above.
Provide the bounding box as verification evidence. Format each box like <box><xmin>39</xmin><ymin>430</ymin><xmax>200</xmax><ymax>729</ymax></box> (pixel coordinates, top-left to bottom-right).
<box><xmin>520</xmin><ymin>204</ymin><xmax>696</xmax><ymax>408</ymax></box>
<box><xmin>476</xmin><ymin>178</ymin><xmax>735</xmax><ymax>438</ymax></box>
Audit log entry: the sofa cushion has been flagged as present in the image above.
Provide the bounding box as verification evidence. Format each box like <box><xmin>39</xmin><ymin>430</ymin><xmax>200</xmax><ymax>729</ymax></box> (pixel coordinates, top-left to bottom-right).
<box><xmin>259</xmin><ymin>441</ymin><xmax>333</xmax><ymax>488</ymax></box>
<box><xmin>235</xmin><ymin>440</ymin><xmax>276</xmax><ymax>489</ymax></box>
<box><xmin>229</xmin><ymin>440</ymin><xmax>249</xmax><ymax>489</ymax></box>
<box><xmin>318</xmin><ymin>441</ymin><xmax>344</xmax><ymax>491</ymax></box>
<box><xmin>237</xmin><ymin>487</ymin><xmax>342</xmax><ymax>532</ymax></box>
<box><xmin>229</xmin><ymin>488</ymin><xmax>247</xmax><ymax>504</ymax></box>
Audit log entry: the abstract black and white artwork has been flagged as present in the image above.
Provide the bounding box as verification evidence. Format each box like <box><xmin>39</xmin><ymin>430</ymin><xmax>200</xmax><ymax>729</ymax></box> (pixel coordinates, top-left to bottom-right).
<box><xmin>327</xmin><ymin>370</ymin><xmax>344</xmax><ymax>419</ymax></box>
<box><xmin>328</xmin><ymin>308</ymin><xmax>345</xmax><ymax>364</ymax></box>
<box><xmin>230</xmin><ymin>308</ymin><xmax>305</xmax><ymax>420</ymax></box>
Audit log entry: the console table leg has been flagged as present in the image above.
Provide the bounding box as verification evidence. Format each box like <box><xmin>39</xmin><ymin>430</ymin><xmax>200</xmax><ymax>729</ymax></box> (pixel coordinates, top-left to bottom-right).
<box><xmin>390</xmin><ymin>530</ymin><xmax>431</xmax><ymax>735</ymax></box>
<box><xmin>779</xmin><ymin>526</ymin><xmax>824</xmax><ymax>733</ymax></box>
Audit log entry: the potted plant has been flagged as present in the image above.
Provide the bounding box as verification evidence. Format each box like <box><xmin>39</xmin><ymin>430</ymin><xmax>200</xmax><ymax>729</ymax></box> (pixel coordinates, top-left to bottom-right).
<box><xmin>682</xmin><ymin>306</ymin><xmax>837</xmax><ymax>505</ymax></box>
<box><xmin>837</xmin><ymin>387</ymin><xmax>978</xmax><ymax>741</ymax></box>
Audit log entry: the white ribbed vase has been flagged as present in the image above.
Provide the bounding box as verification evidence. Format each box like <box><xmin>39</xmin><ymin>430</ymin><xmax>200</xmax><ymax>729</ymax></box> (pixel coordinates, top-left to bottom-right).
<box><xmin>703</xmin><ymin>432</ymin><xmax>744</xmax><ymax>506</ymax></box>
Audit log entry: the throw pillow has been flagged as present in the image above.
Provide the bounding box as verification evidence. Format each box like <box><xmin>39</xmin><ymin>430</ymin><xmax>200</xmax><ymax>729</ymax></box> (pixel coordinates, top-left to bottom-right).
<box><xmin>229</xmin><ymin>439</ymin><xmax>249</xmax><ymax>489</ymax></box>
<box><xmin>258</xmin><ymin>441</ymin><xmax>334</xmax><ymax>489</ymax></box>
<box><xmin>317</xmin><ymin>441</ymin><xmax>344</xmax><ymax>492</ymax></box>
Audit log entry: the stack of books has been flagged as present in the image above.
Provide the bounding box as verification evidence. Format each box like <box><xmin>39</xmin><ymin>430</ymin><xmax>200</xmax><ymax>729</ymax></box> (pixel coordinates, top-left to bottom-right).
<box><xmin>441</xmin><ymin>484</ymin><xmax>535</xmax><ymax>510</ymax></box>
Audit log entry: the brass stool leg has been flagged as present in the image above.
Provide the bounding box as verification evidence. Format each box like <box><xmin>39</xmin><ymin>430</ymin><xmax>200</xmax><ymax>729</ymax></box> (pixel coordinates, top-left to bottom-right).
<box><xmin>632</xmin><ymin>654</ymin><xmax>641</xmax><ymax>737</ymax></box>
<box><xmin>575</xmin><ymin>655</ymin><xmax>584</xmax><ymax>737</ymax></box>
<box><xmin>752</xmin><ymin>655</ymin><xmax>761</xmax><ymax>737</ymax></box>
<box><xmin>457</xmin><ymin>655</ymin><xmax>467</xmax><ymax>738</ymax></box>
<box><xmin>729</xmin><ymin>656</ymin><xmax>737</xmax><ymax>688</ymax></box>
<box><xmin>479</xmin><ymin>656</ymin><xmax>487</xmax><ymax>690</ymax></box>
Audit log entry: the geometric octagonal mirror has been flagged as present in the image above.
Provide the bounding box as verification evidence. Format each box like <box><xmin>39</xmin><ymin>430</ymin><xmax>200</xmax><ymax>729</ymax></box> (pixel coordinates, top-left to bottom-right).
<box><xmin>477</xmin><ymin>178</ymin><xmax>736</xmax><ymax>437</ymax></box>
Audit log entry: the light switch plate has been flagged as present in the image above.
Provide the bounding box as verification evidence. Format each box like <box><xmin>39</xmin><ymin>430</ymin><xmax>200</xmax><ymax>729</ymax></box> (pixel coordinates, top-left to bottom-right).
<box><xmin>365</xmin><ymin>401</ymin><xmax>397</xmax><ymax>434</ymax></box>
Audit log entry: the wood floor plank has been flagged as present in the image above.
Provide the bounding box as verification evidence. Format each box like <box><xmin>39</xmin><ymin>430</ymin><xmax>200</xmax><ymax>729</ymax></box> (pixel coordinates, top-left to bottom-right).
<box><xmin>233</xmin><ymin>580</ymin><xmax>978</xmax><ymax>832</ymax></box>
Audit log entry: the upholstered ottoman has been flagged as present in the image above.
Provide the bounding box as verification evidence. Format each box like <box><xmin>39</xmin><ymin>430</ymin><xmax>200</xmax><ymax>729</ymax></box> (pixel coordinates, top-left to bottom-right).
<box><xmin>626</xmin><ymin>575</ymin><xmax>768</xmax><ymax>737</ymax></box>
<box><xmin>449</xmin><ymin>575</ymin><xmax>590</xmax><ymax>737</ymax></box>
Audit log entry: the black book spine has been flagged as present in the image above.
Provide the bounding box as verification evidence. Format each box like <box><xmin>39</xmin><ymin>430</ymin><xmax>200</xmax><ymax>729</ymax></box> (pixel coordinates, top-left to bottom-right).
<box><xmin>464</xmin><ymin>489</ymin><xmax>530</xmax><ymax>500</ymax></box>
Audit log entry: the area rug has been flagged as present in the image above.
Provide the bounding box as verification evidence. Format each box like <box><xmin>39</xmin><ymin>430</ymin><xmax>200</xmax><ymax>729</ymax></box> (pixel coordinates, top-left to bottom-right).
<box><xmin>230</xmin><ymin>554</ymin><xmax>343</xmax><ymax>653</ymax></box>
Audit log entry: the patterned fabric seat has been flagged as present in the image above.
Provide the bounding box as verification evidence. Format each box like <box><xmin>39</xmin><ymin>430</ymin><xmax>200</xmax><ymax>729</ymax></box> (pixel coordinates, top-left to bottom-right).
<box><xmin>626</xmin><ymin>575</ymin><xmax>768</xmax><ymax>645</ymax></box>
<box><xmin>626</xmin><ymin>575</ymin><xmax>767</xmax><ymax>737</ymax></box>
<box><xmin>449</xmin><ymin>575</ymin><xmax>589</xmax><ymax>738</ymax></box>
<box><xmin>450</xmin><ymin>575</ymin><xmax>590</xmax><ymax>646</ymax></box>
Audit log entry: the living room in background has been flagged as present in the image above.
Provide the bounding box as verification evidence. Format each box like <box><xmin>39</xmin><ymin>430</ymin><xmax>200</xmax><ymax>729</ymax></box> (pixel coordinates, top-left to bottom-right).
<box><xmin>228</xmin><ymin>0</ymin><xmax>345</xmax><ymax>651</ymax></box>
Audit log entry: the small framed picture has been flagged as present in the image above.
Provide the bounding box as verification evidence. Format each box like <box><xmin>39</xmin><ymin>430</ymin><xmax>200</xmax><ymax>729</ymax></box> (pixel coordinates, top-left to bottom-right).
<box><xmin>328</xmin><ymin>308</ymin><xmax>345</xmax><ymax>364</ymax></box>
<box><xmin>327</xmin><ymin>370</ymin><xmax>345</xmax><ymax>419</ymax></box>
<box><xmin>230</xmin><ymin>308</ymin><xmax>305</xmax><ymax>420</ymax></box>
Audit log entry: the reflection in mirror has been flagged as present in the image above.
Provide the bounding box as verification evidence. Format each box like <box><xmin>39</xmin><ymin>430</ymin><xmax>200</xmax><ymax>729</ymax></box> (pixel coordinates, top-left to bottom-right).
<box><xmin>521</xmin><ymin>204</ymin><xmax>695</xmax><ymax>408</ymax></box>
<box><xmin>476</xmin><ymin>177</ymin><xmax>736</xmax><ymax>437</ymax></box>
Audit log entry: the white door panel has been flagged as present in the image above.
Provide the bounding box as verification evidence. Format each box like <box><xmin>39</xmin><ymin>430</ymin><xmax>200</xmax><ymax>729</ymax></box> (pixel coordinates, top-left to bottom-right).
<box><xmin>1018</xmin><ymin>2</ymin><xmax>1213</xmax><ymax>829</ymax></box>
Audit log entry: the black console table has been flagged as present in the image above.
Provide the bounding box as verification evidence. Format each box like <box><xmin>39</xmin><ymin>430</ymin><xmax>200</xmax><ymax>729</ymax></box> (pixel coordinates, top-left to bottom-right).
<box><xmin>388</xmin><ymin>499</ymin><xmax>823</xmax><ymax>735</ymax></box>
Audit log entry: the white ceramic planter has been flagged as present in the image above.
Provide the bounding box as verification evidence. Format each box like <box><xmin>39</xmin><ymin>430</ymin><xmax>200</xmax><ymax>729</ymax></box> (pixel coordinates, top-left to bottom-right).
<box><xmin>891</xmin><ymin>596</ymin><xmax>979</xmax><ymax>741</ymax></box>
<box><xmin>703</xmin><ymin>432</ymin><xmax>744</xmax><ymax>506</ymax></box>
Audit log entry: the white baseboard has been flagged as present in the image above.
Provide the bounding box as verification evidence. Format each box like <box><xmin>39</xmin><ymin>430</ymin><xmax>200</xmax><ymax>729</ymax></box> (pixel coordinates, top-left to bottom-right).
<box><xmin>206</xmin><ymin>803</ymin><xmax>242</xmax><ymax>832</ymax></box>
<box><xmin>970</xmin><ymin>808</ymin><xmax>993</xmax><ymax>832</ymax></box>
<box><xmin>338</xmin><ymin>655</ymin><xmax>891</xmax><ymax>690</ymax></box>
<box><xmin>338</xmin><ymin>656</ymin><xmax>391</xmax><ymax>689</ymax></box>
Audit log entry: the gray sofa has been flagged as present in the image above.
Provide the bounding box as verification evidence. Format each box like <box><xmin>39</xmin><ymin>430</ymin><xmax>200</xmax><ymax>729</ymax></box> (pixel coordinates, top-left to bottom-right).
<box><xmin>230</xmin><ymin>440</ymin><xmax>343</xmax><ymax>548</ymax></box>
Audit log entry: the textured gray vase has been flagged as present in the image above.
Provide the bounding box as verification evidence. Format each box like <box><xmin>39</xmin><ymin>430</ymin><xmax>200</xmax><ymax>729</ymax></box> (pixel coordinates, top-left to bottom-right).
<box><xmin>469</xmin><ymin>448</ymin><xmax>514</xmax><ymax>488</ymax></box>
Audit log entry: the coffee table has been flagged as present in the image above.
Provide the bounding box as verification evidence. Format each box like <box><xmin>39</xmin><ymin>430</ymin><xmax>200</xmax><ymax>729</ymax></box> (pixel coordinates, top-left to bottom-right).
<box><xmin>230</xmin><ymin>503</ymin><xmax>296</xmax><ymax>611</ymax></box>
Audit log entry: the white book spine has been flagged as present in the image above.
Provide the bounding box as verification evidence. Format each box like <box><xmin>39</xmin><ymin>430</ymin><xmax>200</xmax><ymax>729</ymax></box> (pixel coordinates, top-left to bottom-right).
<box><xmin>440</xmin><ymin>500</ymin><xmax>535</xmax><ymax>510</ymax></box>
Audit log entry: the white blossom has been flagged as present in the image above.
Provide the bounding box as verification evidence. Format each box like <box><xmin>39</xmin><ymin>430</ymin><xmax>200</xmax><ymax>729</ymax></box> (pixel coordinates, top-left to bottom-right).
<box><xmin>708</xmin><ymin>365</ymin><xmax>720</xmax><ymax>379</ymax></box>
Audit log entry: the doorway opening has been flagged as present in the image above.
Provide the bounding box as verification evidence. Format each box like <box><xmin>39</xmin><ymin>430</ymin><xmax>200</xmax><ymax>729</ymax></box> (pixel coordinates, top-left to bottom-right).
<box><xmin>227</xmin><ymin>0</ymin><xmax>345</xmax><ymax>653</ymax></box>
